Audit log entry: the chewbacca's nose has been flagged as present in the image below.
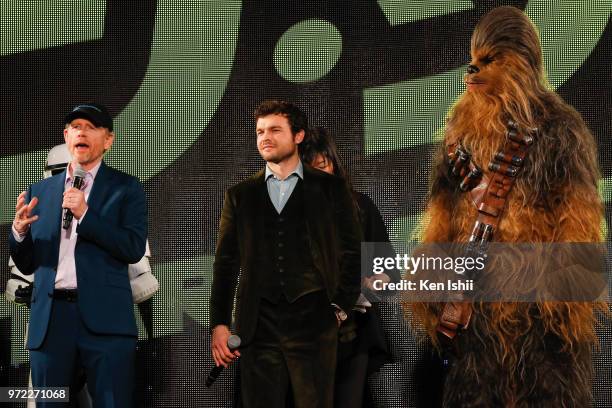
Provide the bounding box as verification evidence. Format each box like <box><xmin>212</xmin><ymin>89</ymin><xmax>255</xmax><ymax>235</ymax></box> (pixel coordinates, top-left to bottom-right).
<box><xmin>467</xmin><ymin>65</ymin><xmax>480</xmax><ymax>74</ymax></box>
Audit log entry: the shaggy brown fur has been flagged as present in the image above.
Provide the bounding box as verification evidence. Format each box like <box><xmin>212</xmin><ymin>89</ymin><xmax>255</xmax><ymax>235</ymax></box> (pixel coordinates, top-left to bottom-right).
<box><xmin>409</xmin><ymin>6</ymin><xmax>604</xmax><ymax>407</ymax></box>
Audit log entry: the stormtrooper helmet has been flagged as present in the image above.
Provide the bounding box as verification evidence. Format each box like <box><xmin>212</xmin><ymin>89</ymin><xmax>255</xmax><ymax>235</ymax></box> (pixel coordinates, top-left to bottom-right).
<box><xmin>43</xmin><ymin>143</ymin><xmax>71</xmax><ymax>179</ymax></box>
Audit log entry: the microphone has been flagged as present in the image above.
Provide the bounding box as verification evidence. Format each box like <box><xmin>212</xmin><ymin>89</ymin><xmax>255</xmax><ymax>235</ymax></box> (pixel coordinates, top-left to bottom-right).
<box><xmin>205</xmin><ymin>334</ymin><xmax>241</xmax><ymax>387</ymax></box>
<box><xmin>62</xmin><ymin>166</ymin><xmax>87</xmax><ymax>230</ymax></box>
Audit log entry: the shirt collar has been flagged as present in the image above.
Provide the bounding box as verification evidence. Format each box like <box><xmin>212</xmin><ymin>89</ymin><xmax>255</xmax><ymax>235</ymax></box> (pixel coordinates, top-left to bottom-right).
<box><xmin>265</xmin><ymin>160</ymin><xmax>303</xmax><ymax>181</ymax></box>
<box><xmin>65</xmin><ymin>161</ymin><xmax>102</xmax><ymax>184</ymax></box>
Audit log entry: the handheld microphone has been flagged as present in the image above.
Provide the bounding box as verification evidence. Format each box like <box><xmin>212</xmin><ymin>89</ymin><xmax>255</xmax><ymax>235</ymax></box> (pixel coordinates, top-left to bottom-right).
<box><xmin>62</xmin><ymin>166</ymin><xmax>87</xmax><ymax>230</ymax></box>
<box><xmin>205</xmin><ymin>334</ymin><xmax>241</xmax><ymax>387</ymax></box>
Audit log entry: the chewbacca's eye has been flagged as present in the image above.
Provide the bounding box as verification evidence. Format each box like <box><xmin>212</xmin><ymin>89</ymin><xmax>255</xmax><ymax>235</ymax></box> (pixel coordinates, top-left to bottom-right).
<box><xmin>482</xmin><ymin>56</ymin><xmax>494</xmax><ymax>65</ymax></box>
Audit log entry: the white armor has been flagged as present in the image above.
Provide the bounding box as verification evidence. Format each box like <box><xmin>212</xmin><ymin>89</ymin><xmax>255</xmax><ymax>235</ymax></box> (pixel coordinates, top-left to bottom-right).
<box><xmin>5</xmin><ymin>257</ymin><xmax>34</xmax><ymax>304</ymax></box>
<box><xmin>128</xmin><ymin>241</ymin><xmax>159</xmax><ymax>303</ymax></box>
<box><xmin>43</xmin><ymin>143</ymin><xmax>72</xmax><ymax>178</ymax></box>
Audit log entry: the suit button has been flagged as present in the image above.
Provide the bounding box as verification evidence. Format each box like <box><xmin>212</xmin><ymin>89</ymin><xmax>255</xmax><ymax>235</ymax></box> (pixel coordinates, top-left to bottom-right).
<box><xmin>279</xmin><ymin>268</ymin><xmax>284</xmax><ymax>273</ymax></box>
<box><xmin>278</xmin><ymin>217</ymin><xmax>285</xmax><ymax>222</ymax></box>
<box><xmin>278</xmin><ymin>243</ymin><xmax>284</xmax><ymax>248</ymax></box>
<box><xmin>278</xmin><ymin>256</ymin><xmax>284</xmax><ymax>261</ymax></box>
<box><xmin>280</xmin><ymin>281</ymin><xmax>285</xmax><ymax>286</ymax></box>
<box><xmin>278</xmin><ymin>231</ymin><xmax>284</xmax><ymax>236</ymax></box>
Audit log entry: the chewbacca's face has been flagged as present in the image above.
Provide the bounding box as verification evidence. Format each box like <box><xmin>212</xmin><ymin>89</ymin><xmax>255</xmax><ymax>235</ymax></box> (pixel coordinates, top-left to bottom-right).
<box><xmin>463</xmin><ymin>47</ymin><xmax>500</xmax><ymax>94</ymax></box>
<box><xmin>463</xmin><ymin>47</ymin><xmax>523</xmax><ymax>96</ymax></box>
<box><xmin>464</xmin><ymin>6</ymin><xmax>543</xmax><ymax>98</ymax></box>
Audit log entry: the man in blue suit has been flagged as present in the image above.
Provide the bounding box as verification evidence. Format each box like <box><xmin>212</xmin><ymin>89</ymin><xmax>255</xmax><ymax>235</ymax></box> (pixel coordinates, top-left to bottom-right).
<box><xmin>9</xmin><ymin>103</ymin><xmax>147</xmax><ymax>407</ymax></box>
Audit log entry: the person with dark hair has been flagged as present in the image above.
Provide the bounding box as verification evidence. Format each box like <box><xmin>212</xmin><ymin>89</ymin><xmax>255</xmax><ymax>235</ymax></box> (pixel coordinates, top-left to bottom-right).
<box><xmin>299</xmin><ymin>127</ymin><xmax>348</xmax><ymax>180</ymax></box>
<box><xmin>300</xmin><ymin>127</ymin><xmax>399</xmax><ymax>408</ymax></box>
<box><xmin>210</xmin><ymin>100</ymin><xmax>362</xmax><ymax>408</ymax></box>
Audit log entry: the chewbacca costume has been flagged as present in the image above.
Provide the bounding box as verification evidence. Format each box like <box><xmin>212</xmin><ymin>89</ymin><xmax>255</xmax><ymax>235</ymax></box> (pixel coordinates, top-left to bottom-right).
<box><xmin>410</xmin><ymin>7</ymin><xmax>605</xmax><ymax>407</ymax></box>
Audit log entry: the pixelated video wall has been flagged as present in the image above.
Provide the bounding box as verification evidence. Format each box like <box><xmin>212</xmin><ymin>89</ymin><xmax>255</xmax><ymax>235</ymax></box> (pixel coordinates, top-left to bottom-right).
<box><xmin>1</xmin><ymin>1</ymin><xmax>611</xmax><ymax>406</ymax></box>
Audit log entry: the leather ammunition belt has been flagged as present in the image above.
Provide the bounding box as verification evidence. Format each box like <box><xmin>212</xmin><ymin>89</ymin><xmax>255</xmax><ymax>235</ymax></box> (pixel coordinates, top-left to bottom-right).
<box><xmin>436</xmin><ymin>120</ymin><xmax>536</xmax><ymax>345</ymax></box>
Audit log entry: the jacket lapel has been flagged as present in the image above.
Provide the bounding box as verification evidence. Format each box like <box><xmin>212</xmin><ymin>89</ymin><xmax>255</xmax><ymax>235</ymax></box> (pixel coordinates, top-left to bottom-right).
<box><xmin>302</xmin><ymin>166</ymin><xmax>325</xmax><ymax>227</ymax></box>
<box><xmin>86</xmin><ymin>161</ymin><xmax>111</xmax><ymax>215</ymax></box>
<box><xmin>302</xmin><ymin>166</ymin><xmax>326</xmax><ymax>262</ymax></box>
<box><xmin>49</xmin><ymin>170</ymin><xmax>67</xmax><ymax>260</ymax></box>
<box><xmin>251</xmin><ymin>169</ymin><xmax>267</xmax><ymax>240</ymax></box>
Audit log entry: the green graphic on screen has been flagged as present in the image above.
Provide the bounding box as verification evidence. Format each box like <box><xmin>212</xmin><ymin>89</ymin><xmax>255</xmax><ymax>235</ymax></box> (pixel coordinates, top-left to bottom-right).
<box><xmin>1</xmin><ymin>1</ymin><xmax>610</xmax><ymax>365</ymax></box>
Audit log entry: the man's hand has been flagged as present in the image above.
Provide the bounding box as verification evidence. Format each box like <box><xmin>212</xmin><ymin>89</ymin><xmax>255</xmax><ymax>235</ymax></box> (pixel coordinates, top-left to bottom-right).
<box><xmin>62</xmin><ymin>187</ymin><xmax>88</xmax><ymax>220</ymax></box>
<box><xmin>13</xmin><ymin>191</ymin><xmax>39</xmax><ymax>235</ymax></box>
<box><xmin>335</xmin><ymin>312</ymin><xmax>343</xmax><ymax>327</ymax></box>
<box><xmin>211</xmin><ymin>325</ymin><xmax>240</xmax><ymax>368</ymax></box>
<box><xmin>362</xmin><ymin>273</ymin><xmax>391</xmax><ymax>290</ymax></box>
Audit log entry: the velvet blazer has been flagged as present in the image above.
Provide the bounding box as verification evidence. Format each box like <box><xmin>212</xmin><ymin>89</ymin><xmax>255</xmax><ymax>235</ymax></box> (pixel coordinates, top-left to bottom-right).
<box><xmin>210</xmin><ymin>164</ymin><xmax>362</xmax><ymax>343</ymax></box>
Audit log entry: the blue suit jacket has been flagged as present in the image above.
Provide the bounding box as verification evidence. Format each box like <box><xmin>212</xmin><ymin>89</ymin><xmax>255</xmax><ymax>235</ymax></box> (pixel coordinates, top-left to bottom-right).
<box><xmin>8</xmin><ymin>161</ymin><xmax>147</xmax><ymax>349</ymax></box>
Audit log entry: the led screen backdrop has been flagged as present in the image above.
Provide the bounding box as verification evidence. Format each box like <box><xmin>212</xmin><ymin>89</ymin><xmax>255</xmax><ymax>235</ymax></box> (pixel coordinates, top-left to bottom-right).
<box><xmin>1</xmin><ymin>1</ymin><xmax>611</xmax><ymax>406</ymax></box>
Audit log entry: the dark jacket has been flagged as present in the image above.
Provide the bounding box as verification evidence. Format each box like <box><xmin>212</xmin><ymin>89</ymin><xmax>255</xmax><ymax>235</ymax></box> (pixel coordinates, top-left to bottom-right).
<box><xmin>8</xmin><ymin>162</ymin><xmax>147</xmax><ymax>348</ymax></box>
<box><xmin>210</xmin><ymin>164</ymin><xmax>362</xmax><ymax>343</ymax></box>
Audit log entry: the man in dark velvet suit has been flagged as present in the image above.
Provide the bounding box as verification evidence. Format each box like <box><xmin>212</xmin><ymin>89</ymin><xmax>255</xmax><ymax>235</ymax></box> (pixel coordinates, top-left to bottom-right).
<box><xmin>9</xmin><ymin>104</ymin><xmax>147</xmax><ymax>407</ymax></box>
<box><xmin>210</xmin><ymin>100</ymin><xmax>362</xmax><ymax>408</ymax></box>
